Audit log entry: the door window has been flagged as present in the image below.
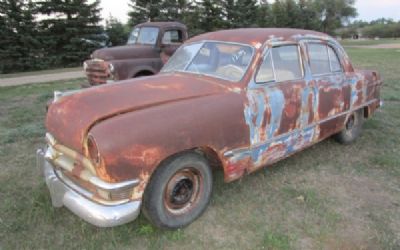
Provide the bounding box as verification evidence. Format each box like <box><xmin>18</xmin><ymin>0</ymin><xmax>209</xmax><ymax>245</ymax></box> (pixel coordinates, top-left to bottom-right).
<box><xmin>162</xmin><ymin>30</ymin><xmax>183</xmax><ymax>44</ymax></box>
<box><xmin>308</xmin><ymin>43</ymin><xmax>342</xmax><ymax>75</ymax></box>
<box><xmin>256</xmin><ymin>45</ymin><xmax>303</xmax><ymax>83</ymax></box>
<box><xmin>327</xmin><ymin>46</ymin><xmax>342</xmax><ymax>72</ymax></box>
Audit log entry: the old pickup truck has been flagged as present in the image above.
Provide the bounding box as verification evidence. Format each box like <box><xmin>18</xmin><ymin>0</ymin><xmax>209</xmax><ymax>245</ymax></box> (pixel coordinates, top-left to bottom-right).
<box><xmin>37</xmin><ymin>28</ymin><xmax>382</xmax><ymax>229</ymax></box>
<box><xmin>83</xmin><ymin>21</ymin><xmax>188</xmax><ymax>87</ymax></box>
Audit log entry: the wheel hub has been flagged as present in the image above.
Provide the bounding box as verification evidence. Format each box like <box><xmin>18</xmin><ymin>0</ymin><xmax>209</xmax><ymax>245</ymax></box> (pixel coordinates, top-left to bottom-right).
<box><xmin>170</xmin><ymin>178</ymin><xmax>194</xmax><ymax>206</ymax></box>
<box><xmin>164</xmin><ymin>168</ymin><xmax>202</xmax><ymax>215</ymax></box>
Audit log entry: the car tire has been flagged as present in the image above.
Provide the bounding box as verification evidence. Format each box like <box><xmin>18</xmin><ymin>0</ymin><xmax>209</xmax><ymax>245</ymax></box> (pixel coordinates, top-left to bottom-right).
<box><xmin>142</xmin><ymin>152</ymin><xmax>213</xmax><ymax>229</ymax></box>
<box><xmin>334</xmin><ymin>109</ymin><xmax>364</xmax><ymax>144</ymax></box>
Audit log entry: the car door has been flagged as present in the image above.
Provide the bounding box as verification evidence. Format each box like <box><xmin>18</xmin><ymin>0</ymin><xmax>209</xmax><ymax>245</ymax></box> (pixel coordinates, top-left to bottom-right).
<box><xmin>245</xmin><ymin>44</ymin><xmax>310</xmax><ymax>167</ymax></box>
<box><xmin>305</xmin><ymin>42</ymin><xmax>347</xmax><ymax>139</ymax></box>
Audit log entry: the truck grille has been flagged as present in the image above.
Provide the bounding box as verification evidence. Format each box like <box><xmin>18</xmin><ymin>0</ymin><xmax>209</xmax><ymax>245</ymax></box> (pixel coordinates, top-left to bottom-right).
<box><xmin>84</xmin><ymin>59</ymin><xmax>111</xmax><ymax>86</ymax></box>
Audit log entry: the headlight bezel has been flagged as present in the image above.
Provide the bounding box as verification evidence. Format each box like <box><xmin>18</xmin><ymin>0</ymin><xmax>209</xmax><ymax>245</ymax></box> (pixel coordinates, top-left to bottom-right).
<box><xmin>87</xmin><ymin>134</ymin><xmax>101</xmax><ymax>166</ymax></box>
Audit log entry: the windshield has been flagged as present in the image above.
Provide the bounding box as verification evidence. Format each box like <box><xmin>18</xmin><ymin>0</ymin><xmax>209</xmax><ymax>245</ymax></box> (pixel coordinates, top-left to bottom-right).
<box><xmin>162</xmin><ymin>41</ymin><xmax>254</xmax><ymax>82</ymax></box>
<box><xmin>127</xmin><ymin>27</ymin><xmax>159</xmax><ymax>45</ymax></box>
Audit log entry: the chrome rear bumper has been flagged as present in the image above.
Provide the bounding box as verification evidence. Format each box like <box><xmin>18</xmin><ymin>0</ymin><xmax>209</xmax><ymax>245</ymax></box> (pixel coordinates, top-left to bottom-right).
<box><xmin>37</xmin><ymin>149</ymin><xmax>141</xmax><ymax>227</ymax></box>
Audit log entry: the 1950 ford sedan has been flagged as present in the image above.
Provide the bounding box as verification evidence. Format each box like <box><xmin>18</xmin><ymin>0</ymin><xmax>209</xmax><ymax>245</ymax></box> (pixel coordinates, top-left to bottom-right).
<box><xmin>37</xmin><ymin>28</ymin><xmax>382</xmax><ymax>229</ymax></box>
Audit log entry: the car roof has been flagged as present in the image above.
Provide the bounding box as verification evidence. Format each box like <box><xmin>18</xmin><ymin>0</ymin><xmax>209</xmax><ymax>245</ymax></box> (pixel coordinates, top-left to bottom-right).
<box><xmin>187</xmin><ymin>28</ymin><xmax>333</xmax><ymax>47</ymax></box>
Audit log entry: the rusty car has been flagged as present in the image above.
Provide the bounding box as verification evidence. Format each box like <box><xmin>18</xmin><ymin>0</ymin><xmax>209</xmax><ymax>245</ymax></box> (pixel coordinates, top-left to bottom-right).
<box><xmin>37</xmin><ymin>28</ymin><xmax>382</xmax><ymax>229</ymax></box>
<box><xmin>82</xmin><ymin>21</ymin><xmax>188</xmax><ymax>87</ymax></box>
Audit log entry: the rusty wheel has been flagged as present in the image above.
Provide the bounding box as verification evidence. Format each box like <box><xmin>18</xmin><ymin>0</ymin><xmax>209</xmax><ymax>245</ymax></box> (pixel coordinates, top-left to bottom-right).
<box><xmin>164</xmin><ymin>167</ymin><xmax>202</xmax><ymax>215</ymax></box>
<box><xmin>334</xmin><ymin>109</ymin><xmax>364</xmax><ymax>144</ymax></box>
<box><xmin>142</xmin><ymin>152</ymin><xmax>212</xmax><ymax>229</ymax></box>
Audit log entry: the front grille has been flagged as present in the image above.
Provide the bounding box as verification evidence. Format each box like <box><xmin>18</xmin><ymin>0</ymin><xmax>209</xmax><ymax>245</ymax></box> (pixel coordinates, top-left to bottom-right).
<box><xmin>85</xmin><ymin>59</ymin><xmax>110</xmax><ymax>85</ymax></box>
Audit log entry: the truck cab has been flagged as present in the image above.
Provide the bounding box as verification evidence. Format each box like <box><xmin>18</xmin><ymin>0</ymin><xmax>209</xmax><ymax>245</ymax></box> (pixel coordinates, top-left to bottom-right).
<box><xmin>83</xmin><ymin>21</ymin><xmax>188</xmax><ymax>87</ymax></box>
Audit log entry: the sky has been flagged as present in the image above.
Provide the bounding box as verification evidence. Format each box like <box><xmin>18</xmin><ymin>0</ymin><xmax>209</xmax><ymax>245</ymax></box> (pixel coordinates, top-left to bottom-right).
<box><xmin>99</xmin><ymin>0</ymin><xmax>400</xmax><ymax>25</ymax></box>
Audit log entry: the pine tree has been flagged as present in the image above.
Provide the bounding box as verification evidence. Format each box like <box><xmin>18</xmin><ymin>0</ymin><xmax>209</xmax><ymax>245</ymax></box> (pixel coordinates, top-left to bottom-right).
<box><xmin>198</xmin><ymin>0</ymin><xmax>225</xmax><ymax>33</ymax></box>
<box><xmin>235</xmin><ymin>0</ymin><xmax>258</xmax><ymax>28</ymax></box>
<box><xmin>105</xmin><ymin>15</ymin><xmax>130</xmax><ymax>46</ymax></box>
<box><xmin>222</xmin><ymin>0</ymin><xmax>237</xmax><ymax>28</ymax></box>
<box><xmin>284</xmin><ymin>0</ymin><xmax>301</xmax><ymax>28</ymax></box>
<box><xmin>181</xmin><ymin>1</ymin><xmax>204</xmax><ymax>36</ymax></box>
<box><xmin>159</xmin><ymin>0</ymin><xmax>188</xmax><ymax>21</ymax></box>
<box><xmin>257</xmin><ymin>0</ymin><xmax>273</xmax><ymax>28</ymax></box>
<box><xmin>0</xmin><ymin>0</ymin><xmax>40</xmax><ymax>73</ymax></box>
<box><xmin>37</xmin><ymin>0</ymin><xmax>104</xmax><ymax>67</ymax></box>
<box><xmin>271</xmin><ymin>0</ymin><xmax>290</xmax><ymax>27</ymax></box>
<box><xmin>127</xmin><ymin>0</ymin><xmax>162</xmax><ymax>26</ymax></box>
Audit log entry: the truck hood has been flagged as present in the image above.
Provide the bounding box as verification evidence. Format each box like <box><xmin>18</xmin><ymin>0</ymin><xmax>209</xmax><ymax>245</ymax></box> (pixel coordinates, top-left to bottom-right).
<box><xmin>92</xmin><ymin>44</ymin><xmax>157</xmax><ymax>61</ymax></box>
<box><xmin>46</xmin><ymin>73</ymin><xmax>231</xmax><ymax>152</ymax></box>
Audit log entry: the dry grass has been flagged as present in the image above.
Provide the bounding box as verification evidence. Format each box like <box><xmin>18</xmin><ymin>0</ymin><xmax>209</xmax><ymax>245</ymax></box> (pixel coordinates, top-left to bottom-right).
<box><xmin>0</xmin><ymin>48</ymin><xmax>400</xmax><ymax>249</ymax></box>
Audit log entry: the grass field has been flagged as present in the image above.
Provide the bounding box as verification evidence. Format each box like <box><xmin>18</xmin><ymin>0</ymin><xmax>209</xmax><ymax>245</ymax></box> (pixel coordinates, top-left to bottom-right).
<box><xmin>340</xmin><ymin>38</ymin><xmax>400</xmax><ymax>46</ymax></box>
<box><xmin>1</xmin><ymin>47</ymin><xmax>399</xmax><ymax>250</ymax></box>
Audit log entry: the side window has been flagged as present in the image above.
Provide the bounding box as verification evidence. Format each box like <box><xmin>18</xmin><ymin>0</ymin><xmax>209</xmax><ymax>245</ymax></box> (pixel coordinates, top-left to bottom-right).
<box><xmin>162</xmin><ymin>30</ymin><xmax>183</xmax><ymax>44</ymax></box>
<box><xmin>308</xmin><ymin>43</ymin><xmax>330</xmax><ymax>75</ymax></box>
<box><xmin>255</xmin><ymin>52</ymin><xmax>274</xmax><ymax>82</ymax></box>
<box><xmin>308</xmin><ymin>43</ymin><xmax>342</xmax><ymax>74</ymax></box>
<box><xmin>327</xmin><ymin>46</ymin><xmax>342</xmax><ymax>72</ymax></box>
<box><xmin>256</xmin><ymin>45</ymin><xmax>303</xmax><ymax>83</ymax></box>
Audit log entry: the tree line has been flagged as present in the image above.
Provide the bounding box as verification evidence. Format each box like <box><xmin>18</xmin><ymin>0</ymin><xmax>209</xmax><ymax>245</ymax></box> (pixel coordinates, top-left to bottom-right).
<box><xmin>337</xmin><ymin>18</ymin><xmax>400</xmax><ymax>39</ymax></box>
<box><xmin>1</xmin><ymin>0</ymin><xmax>359</xmax><ymax>74</ymax></box>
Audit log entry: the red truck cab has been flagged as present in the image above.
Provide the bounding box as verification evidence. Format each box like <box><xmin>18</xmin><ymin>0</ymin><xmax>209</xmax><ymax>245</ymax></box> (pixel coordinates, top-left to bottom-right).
<box><xmin>83</xmin><ymin>22</ymin><xmax>188</xmax><ymax>87</ymax></box>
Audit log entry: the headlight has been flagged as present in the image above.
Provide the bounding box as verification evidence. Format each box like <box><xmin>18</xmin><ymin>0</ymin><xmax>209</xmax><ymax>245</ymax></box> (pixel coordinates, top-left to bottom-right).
<box><xmin>87</xmin><ymin>135</ymin><xmax>101</xmax><ymax>165</ymax></box>
<box><xmin>83</xmin><ymin>61</ymin><xmax>88</xmax><ymax>71</ymax></box>
<box><xmin>108</xmin><ymin>63</ymin><xmax>115</xmax><ymax>74</ymax></box>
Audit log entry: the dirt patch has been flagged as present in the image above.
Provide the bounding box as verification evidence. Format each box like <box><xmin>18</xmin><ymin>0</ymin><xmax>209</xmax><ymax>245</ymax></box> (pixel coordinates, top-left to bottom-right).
<box><xmin>346</xmin><ymin>43</ymin><xmax>400</xmax><ymax>49</ymax></box>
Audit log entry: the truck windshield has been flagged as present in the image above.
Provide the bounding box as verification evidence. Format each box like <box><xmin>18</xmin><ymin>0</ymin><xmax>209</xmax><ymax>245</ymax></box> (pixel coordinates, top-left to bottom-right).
<box><xmin>127</xmin><ymin>27</ymin><xmax>159</xmax><ymax>45</ymax></box>
<box><xmin>161</xmin><ymin>41</ymin><xmax>254</xmax><ymax>82</ymax></box>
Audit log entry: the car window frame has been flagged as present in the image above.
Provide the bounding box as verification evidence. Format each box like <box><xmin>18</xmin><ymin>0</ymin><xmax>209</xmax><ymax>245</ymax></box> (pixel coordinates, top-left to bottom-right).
<box><xmin>254</xmin><ymin>43</ymin><xmax>305</xmax><ymax>85</ymax></box>
<box><xmin>307</xmin><ymin>42</ymin><xmax>343</xmax><ymax>77</ymax></box>
<box><xmin>162</xmin><ymin>29</ymin><xmax>184</xmax><ymax>45</ymax></box>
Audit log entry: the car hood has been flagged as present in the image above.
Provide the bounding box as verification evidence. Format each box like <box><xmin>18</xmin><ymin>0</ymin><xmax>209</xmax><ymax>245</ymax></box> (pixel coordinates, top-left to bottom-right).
<box><xmin>92</xmin><ymin>44</ymin><xmax>157</xmax><ymax>61</ymax></box>
<box><xmin>46</xmin><ymin>73</ymin><xmax>232</xmax><ymax>152</ymax></box>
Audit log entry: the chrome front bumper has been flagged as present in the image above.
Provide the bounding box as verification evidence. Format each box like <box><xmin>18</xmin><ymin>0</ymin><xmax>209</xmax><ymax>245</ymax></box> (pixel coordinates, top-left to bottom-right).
<box><xmin>36</xmin><ymin>149</ymin><xmax>141</xmax><ymax>227</ymax></box>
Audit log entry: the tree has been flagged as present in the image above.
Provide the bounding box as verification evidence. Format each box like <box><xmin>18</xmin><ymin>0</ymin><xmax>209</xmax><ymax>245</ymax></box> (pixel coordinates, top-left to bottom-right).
<box><xmin>0</xmin><ymin>0</ymin><xmax>41</xmax><ymax>73</ymax></box>
<box><xmin>298</xmin><ymin>0</ymin><xmax>319</xmax><ymax>30</ymax></box>
<box><xmin>37</xmin><ymin>0</ymin><xmax>104</xmax><ymax>67</ymax></box>
<box><xmin>105</xmin><ymin>15</ymin><xmax>130</xmax><ymax>46</ymax></box>
<box><xmin>271</xmin><ymin>0</ymin><xmax>290</xmax><ymax>27</ymax></box>
<box><xmin>234</xmin><ymin>0</ymin><xmax>258</xmax><ymax>28</ymax></box>
<box><xmin>128</xmin><ymin>0</ymin><xmax>162</xmax><ymax>26</ymax></box>
<box><xmin>284</xmin><ymin>0</ymin><xmax>301</xmax><ymax>28</ymax></box>
<box><xmin>312</xmin><ymin>0</ymin><xmax>357</xmax><ymax>34</ymax></box>
<box><xmin>257</xmin><ymin>0</ymin><xmax>273</xmax><ymax>28</ymax></box>
<box><xmin>198</xmin><ymin>0</ymin><xmax>225</xmax><ymax>33</ymax></box>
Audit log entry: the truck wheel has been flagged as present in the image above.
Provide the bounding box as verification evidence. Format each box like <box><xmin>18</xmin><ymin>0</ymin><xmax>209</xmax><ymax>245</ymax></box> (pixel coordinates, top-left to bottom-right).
<box><xmin>142</xmin><ymin>152</ymin><xmax>213</xmax><ymax>229</ymax></box>
<box><xmin>334</xmin><ymin>110</ymin><xmax>364</xmax><ymax>144</ymax></box>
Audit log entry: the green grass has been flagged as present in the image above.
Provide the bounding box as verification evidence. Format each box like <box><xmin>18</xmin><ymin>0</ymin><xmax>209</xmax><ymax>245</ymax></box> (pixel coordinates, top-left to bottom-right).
<box><xmin>340</xmin><ymin>38</ymin><xmax>400</xmax><ymax>46</ymax></box>
<box><xmin>1</xmin><ymin>49</ymin><xmax>400</xmax><ymax>249</ymax></box>
<box><xmin>0</xmin><ymin>67</ymin><xmax>82</xmax><ymax>79</ymax></box>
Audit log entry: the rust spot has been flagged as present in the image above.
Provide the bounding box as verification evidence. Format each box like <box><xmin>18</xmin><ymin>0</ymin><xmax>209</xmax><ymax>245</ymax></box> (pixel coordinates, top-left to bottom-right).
<box><xmin>318</xmin><ymin>86</ymin><xmax>341</xmax><ymax>120</ymax></box>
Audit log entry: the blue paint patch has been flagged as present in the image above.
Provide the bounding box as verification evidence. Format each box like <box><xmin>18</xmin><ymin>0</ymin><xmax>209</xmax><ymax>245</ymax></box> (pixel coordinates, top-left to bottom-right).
<box><xmin>266</xmin><ymin>89</ymin><xmax>284</xmax><ymax>139</ymax></box>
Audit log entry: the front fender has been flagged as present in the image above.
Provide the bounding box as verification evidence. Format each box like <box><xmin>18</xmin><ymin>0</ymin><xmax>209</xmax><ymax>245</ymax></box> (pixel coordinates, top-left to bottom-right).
<box><xmin>89</xmin><ymin>92</ymin><xmax>249</xmax><ymax>184</ymax></box>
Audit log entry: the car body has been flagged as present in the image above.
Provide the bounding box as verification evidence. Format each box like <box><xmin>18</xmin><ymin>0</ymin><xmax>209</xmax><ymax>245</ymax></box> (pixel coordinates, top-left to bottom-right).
<box><xmin>83</xmin><ymin>21</ymin><xmax>188</xmax><ymax>87</ymax></box>
<box><xmin>37</xmin><ymin>28</ymin><xmax>382</xmax><ymax>228</ymax></box>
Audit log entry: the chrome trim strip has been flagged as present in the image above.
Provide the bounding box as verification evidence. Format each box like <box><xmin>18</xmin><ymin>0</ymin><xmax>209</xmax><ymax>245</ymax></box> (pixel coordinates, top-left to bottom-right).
<box><xmin>89</xmin><ymin>176</ymin><xmax>139</xmax><ymax>192</ymax></box>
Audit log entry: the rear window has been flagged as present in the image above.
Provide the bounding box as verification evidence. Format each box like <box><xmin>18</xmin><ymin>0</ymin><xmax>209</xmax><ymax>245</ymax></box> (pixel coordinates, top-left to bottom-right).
<box><xmin>256</xmin><ymin>45</ymin><xmax>303</xmax><ymax>83</ymax></box>
<box><xmin>308</xmin><ymin>43</ymin><xmax>342</xmax><ymax>75</ymax></box>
